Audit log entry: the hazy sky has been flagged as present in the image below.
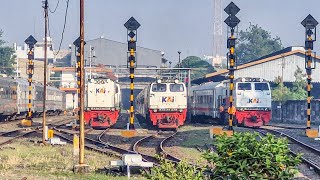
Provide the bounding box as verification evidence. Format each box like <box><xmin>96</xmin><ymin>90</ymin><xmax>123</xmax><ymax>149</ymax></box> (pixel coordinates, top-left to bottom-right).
<box><xmin>0</xmin><ymin>0</ymin><xmax>320</xmax><ymax>64</ymax></box>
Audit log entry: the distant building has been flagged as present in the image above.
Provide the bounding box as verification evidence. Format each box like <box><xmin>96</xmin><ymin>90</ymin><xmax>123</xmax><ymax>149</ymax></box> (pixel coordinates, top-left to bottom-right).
<box><xmin>71</xmin><ymin>37</ymin><xmax>163</xmax><ymax>68</ymax></box>
<box><xmin>13</xmin><ymin>37</ymin><xmax>71</xmax><ymax>81</ymax></box>
<box><xmin>14</xmin><ymin>37</ymin><xmax>56</xmax><ymax>64</ymax></box>
<box><xmin>203</xmin><ymin>55</ymin><xmax>226</xmax><ymax>68</ymax></box>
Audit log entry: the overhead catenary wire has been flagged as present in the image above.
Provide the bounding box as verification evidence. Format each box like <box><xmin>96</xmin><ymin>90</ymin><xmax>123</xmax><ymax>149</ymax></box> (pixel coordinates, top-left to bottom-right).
<box><xmin>49</xmin><ymin>0</ymin><xmax>60</xmax><ymax>14</ymax></box>
<box><xmin>48</xmin><ymin>0</ymin><xmax>70</xmax><ymax>56</ymax></box>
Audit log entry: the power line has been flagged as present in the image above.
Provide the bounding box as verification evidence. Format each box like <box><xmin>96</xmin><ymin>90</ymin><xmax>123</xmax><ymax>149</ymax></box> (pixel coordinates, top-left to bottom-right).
<box><xmin>49</xmin><ymin>0</ymin><xmax>60</xmax><ymax>13</ymax></box>
<box><xmin>53</xmin><ymin>0</ymin><xmax>70</xmax><ymax>56</ymax></box>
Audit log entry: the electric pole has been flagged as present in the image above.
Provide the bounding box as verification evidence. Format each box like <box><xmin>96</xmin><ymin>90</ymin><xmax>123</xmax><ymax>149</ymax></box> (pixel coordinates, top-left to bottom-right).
<box><xmin>42</xmin><ymin>0</ymin><xmax>48</xmax><ymax>145</ymax></box>
<box><xmin>79</xmin><ymin>0</ymin><xmax>85</xmax><ymax>167</ymax></box>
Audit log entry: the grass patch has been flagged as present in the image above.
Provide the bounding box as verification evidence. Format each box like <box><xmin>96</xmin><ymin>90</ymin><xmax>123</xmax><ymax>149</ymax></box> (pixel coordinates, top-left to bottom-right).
<box><xmin>0</xmin><ymin>139</ymin><xmax>141</xmax><ymax>180</ymax></box>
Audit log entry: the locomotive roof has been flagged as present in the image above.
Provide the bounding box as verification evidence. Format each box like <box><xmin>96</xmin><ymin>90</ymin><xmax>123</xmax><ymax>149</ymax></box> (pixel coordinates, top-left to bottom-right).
<box><xmin>191</xmin><ymin>81</ymin><xmax>223</xmax><ymax>91</ymax></box>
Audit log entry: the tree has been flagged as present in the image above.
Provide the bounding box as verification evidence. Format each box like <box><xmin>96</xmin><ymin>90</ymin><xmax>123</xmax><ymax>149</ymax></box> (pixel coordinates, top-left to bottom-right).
<box><xmin>290</xmin><ymin>66</ymin><xmax>307</xmax><ymax>100</ymax></box>
<box><xmin>236</xmin><ymin>24</ymin><xmax>282</xmax><ymax>64</ymax></box>
<box><xmin>272</xmin><ymin>66</ymin><xmax>307</xmax><ymax>101</ymax></box>
<box><xmin>271</xmin><ymin>78</ymin><xmax>292</xmax><ymax>102</ymax></box>
<box><xmin>176</xmin><ymin>56</ymin><xmax>216</xmax><ymax>80</ymax></box>
<box><xmin>0</xmin><ymin>30</ymin><xmax>16</xmax><ymax>76</ymax></box>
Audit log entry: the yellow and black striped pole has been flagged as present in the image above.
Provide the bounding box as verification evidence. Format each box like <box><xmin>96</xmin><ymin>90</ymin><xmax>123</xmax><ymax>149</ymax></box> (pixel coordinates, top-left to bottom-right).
<box><xmin>227</xmin><ymin>31</ymin><xmax>236</xmax><ymax>130</ymax></box>
<box><xmin>124</xmin><ymin>17</ymin><xmax>140</xmax><ymax>130</ymax></box>
<box><xmin>301</xmin><ymin>14</ymin><xmax>318</xmax><ymax>130</ymax></box>
<box><xmin>129</xmin><ymin>39</ymin><xmax>135</xmax><ymax>129</ymax></box>
<box><xmin>224</xmin><ymin>2</ymin><xmax>240</xmax><ymax>131</ymax></box>
<box><xmin>24</xmin><ymin>35</ymin><xmax>37</xmax><ymax>123</ymax></box>
<box><xmin>306</xmin><ymin>35</ymin><xmax>312</xmax><ymax>129</ymax></box>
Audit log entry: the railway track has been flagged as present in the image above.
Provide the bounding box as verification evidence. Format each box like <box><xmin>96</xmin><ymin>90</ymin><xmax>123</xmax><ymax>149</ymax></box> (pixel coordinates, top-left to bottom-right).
<box><xmin>257</xmin><ymin>128</ymin><xmax>320</xmax><ymax>175</ymax></box>
<box><xmin>132</xmin><ymin>130</ymin><xmax>181</xmax><ymax>164</ymax></box>
<box><xmin>0</xmin><ymin>116</ymin><xmax>73</xmax><ymax>146</ymax></box>
<box><xmin>0</xmin><ymin>129</ymin><xmax>37</xmax><ymax>146</ymax></box>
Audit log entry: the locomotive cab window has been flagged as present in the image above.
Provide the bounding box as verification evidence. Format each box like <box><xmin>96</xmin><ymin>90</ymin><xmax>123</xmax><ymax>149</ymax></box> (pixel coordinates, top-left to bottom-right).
<box><xmin>254</xmin><ymin>83</ymin><xmax>269</xmax><ymax>91</ymax></box>
<box><xmin>151</xmin><ymin>84</ymin><xmax>166</xmax><ymax>92</ymax></box>
<box><xmin>237</xmin><ymin>83</ymin><xmax>252</xmax><ymax>90</ymax></box>
<box><xmin>170</xmin><ymin>84</ymin><xmax>184</xmax><ymax>92</ymax></box>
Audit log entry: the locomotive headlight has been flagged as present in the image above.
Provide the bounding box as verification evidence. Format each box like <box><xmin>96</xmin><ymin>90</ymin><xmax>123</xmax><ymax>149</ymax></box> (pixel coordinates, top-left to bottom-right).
<box><xmin>179</xmin><ymin>109</ymin><xmax>183</xmax><ymax>112</ymax></box>
<box><xmin>157</xmin><ymin>79</ymin><xmax>162</xmax><ymax>84</ymax></box>
<box><xmin>90</xmin><ymin>79</ymin><xmax>94</xmax><ymax>83</ymax></box>
<box><xmin>106</xmin><ymin>79</ymin><xmax>111</xmax><ymax>83</ymax></box>
<box><xmin>153</xmin><ymin>109</ymin><xmax>158</xmax><ymax>112</ymax></box>
<box><xmin>174</xmin><ymin>79</ymin><xmax>179</xmax><ymax>84</ymax></box>
<box><xmin>241</xmin><ymin>78</ymin><xmax>245</xmax><ymax>82</ymax></box>
<box><xmin>111</xmin><ymin>108</ymin><xmax>115</xmax><ymax>111</ymax></box>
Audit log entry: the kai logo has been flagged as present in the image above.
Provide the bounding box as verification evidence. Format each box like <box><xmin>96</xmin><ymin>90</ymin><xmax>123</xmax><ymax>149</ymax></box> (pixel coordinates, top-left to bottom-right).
<box><xmin>96</xmin><ymin>88</ymin><xmax>107</xmax><ymax>94</ymax></box>
<box><xmin>162</xmin><ymin>96</ymin><xmax>175</xmax><ymax>103</ymax></box>
<box><xmin>248</xmin><ymin>98</ymin><xmax>261</xmax><ymax>103</ymax></box>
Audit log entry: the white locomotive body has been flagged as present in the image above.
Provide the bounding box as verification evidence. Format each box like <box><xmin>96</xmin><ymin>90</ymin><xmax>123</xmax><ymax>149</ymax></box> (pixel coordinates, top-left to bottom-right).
<box><xmin>136</xmin><ymin>79</ymin><xmax>187</xmax><ymax>129</ymax></box>
<box><xmin>84</xmin><ymin>78</ymin><xmax>121</xmax><ymax>128</ymax></box>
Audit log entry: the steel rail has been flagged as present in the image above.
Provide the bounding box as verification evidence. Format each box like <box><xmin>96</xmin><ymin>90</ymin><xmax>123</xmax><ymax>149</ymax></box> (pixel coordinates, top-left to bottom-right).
<box><xmin>132</xmin><ymin>134</ymin><xmax>160</xmax><ymax>164</ymax></box>
<box><xmin>257</xmin><ymin>129</ymin><xmax>320</xmax><ymax>175</ymax></box>
<box><xmin>159</xmin><ymin>131</ymin><xmax>181</xmax><ymax>163</ymax></box>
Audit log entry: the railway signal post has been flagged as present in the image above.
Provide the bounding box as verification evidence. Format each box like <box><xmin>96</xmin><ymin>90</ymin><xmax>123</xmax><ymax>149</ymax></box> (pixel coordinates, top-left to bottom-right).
<box><xmin>122</xmin><ymin>17</ymin><xmax>140</xmax><ymax>138</ymax></box>
<box><xmin>301</xmin><ymin>14</ymin><xmax>319</xmax><ymax>138</ymax></box>
<box><xmin>21</xmin><ymin>35</ymin><xmax>37</xmax><ymax>127</ymax></box>
<box><xmin>224</xmin><ymin>2</ymin><xmax>240</xmax><ymax>132</ymax></box>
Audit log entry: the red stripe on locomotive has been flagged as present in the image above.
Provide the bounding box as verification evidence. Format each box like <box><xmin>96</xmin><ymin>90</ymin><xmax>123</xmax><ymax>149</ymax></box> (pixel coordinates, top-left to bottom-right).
<box><xmin>84</xmin><ymin>110</ymin><xmax>119</xmax><ymax>128</ymax></box>
<box><xmin>148</xmin><ymin>109</ymin><xmax>187</xmax><ymax>129</ymax></box>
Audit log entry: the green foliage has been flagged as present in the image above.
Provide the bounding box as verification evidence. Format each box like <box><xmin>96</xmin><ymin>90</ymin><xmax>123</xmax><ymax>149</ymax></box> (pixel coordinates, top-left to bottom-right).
<box><xmin>236</xmin><ymin>24</ymin><xmax>282</xmax><ymax>64</ymax></box>
<box><xmin>290</xmin><ymin>66</ymin><xmax>307</xmax><ymax>100</ymax></box>
<box><xmin>272</xmin><ymin>66</ymin><xmax>307</xmax><ymax>101</ymax></box>
<box><xmin>271</xmin><ymin>77</ymin><xmax>292</xmax><ymax>102</ymax></box>
<box><xmin>177</xmin><ymin>56</ymin><xmax>215</xmax><ymax>80</ymax></box>
<box><xmin>143</xmin><ymin>155</ymin><xmax>205</xmax><ymax>180</ymax></box>
<box><xmin>202</xmin><ymin>132</ymin><xmax>301</xmax><ymax>180</ymax></box>
<box><xmin>0</xmin><ymin>29</ymin><xmax>16</xmax><ymax>76</ymax></box>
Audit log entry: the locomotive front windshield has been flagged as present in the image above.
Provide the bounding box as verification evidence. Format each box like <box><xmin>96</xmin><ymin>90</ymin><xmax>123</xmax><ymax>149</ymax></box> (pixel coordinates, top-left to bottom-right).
<box><xmin>170</xmin><ymin>84</ymin><xmax>184</xmax><ymax>92</ymax></box>
<box><xmin>237</xmin><ymin>83</ymin><xmax>252</xmax><ymax>90</ymax></box>
<box><xmin>254</xmin><ymin>83</ymin><xmax>269</xmax><ymax>91</ymax></box>
<box><xmin>151</xmin><ymin>84</ymin><xmax>166</xmax><ymax>92</ymax></box>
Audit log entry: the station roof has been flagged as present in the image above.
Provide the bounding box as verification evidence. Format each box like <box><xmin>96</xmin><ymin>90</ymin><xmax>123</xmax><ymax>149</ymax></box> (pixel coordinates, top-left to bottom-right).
<box><xmin>192</xmin><ymin>47</ymin><xmax>320</xmax><ymax>85</ymax></box>
<box><xmin>50</xmin><ymin>67</ymin><xmax>113</xmax><ymax>73</ymax></box>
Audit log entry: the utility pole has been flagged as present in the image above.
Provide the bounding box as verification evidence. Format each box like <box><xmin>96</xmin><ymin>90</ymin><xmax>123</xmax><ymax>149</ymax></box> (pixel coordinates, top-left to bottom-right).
<box><xmin>42</xmin><ymin>0</ymin><xmax>48</xmax><ymax>145</ymax></box>
<box><xmin>79</xmin><ymin>0</ymin><xmax>85</xmax><ymax>168</ymax></box>
<box><xmin>73</xmin><ymin>0</ymin><xmax>89</xmax><ymax>173</ymax></box>
<box><xmin>178</xmin><ymin>51</ymin><xmax>181</xmax><ymax>68</ymax></box>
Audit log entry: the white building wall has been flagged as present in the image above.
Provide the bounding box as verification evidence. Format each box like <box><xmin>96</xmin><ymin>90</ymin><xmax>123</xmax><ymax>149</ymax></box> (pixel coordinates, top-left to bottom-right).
<box><xmin>232</xmin><ymin>54</ymin><xmax>320</xmax><ymax>82</ymax></box>
<box><xmin>65</xmin><ymin>92</ymin><xmax>78</xmax><ymax>110</ymax></box>
<box><xmin>61</xmin><ymin>72</ymin><xmax>77</xmax><ymax>88</ymax></box>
